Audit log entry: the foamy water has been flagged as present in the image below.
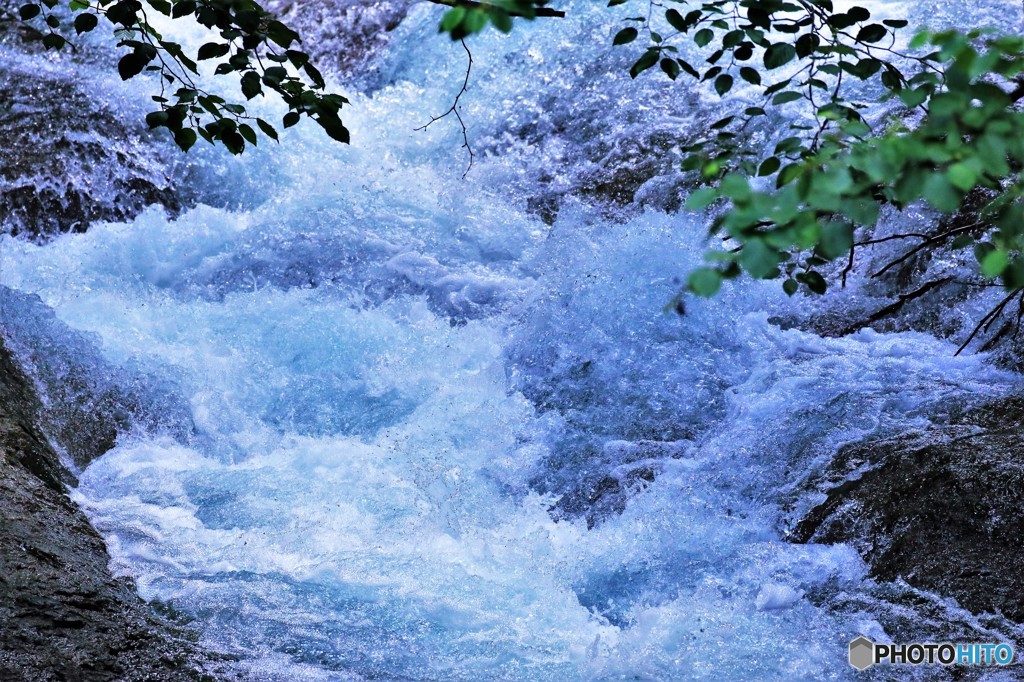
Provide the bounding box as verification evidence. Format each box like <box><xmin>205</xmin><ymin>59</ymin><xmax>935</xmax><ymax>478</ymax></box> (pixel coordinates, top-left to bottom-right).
<box><xmin>0</xmin><ymin>0</ymin><xmax>1021</xmax><ymax>678</ymax></box>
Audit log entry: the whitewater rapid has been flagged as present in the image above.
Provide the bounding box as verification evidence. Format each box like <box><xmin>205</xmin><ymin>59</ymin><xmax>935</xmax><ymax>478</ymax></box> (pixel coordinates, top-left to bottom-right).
<box><xmin>1</xmin><ymin>0</ymin><xmax>1022</xmax><ymax>678</ymax></box>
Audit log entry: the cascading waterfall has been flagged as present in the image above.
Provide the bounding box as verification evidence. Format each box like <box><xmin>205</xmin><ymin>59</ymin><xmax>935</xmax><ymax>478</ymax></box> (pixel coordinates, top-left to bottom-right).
<box><xmin>0</xmin><ymin>0</ymin><xmax>1022</xmax><ymax>679</ymax></box>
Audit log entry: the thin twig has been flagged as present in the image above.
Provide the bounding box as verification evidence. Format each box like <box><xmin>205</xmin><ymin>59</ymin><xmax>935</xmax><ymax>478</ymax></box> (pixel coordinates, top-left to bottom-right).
<box><xmin>841</xmin><ymin>242</ymin><xmax>855</xmax><ymax>287</ymax></box>
<box><xmin>416</xmin><ymin>39</ymin><xmax>475</xmax><ymax>178</ymax></box>
<box><xmin>871</xmin><ymin>221</ymin><xmax>986</xmax><ymax>279</ymax></box>
<box><xmin>955</xmin><ymin>288</ymin><xmax>1022</xmax><ymax>355</ymax></box>
<box><xmin>837</xmin><ymin>276</ymin><xmax>952</xmax><ymax>335</ymax></box>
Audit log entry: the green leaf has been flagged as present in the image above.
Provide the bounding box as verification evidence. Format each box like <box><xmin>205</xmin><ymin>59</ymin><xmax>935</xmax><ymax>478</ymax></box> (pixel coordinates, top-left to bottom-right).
<box><xmin>981</xmin><ymin>249</ymin><xmax>1009</xmax><ymax>278</ymax></box>
<box><xmin>738</xmin><ymin>239</ymin><xmax>780</xmax><ymax>279</ymax></box>
<box><xmin>922</xmin><ymin>173</ymin><xmax>961</xmax><ymax>212</ymax></box>
<box><xmin>197</xmin><ymin>42</ymin><xmax>229</xmax><ymax>60</ymax></box>
<box><xmin>797</xmin><ymin>270</ymin><xmax>827</xmax><ymax>294</ymax></box>
<box><xmin>856</xmin><ymin>24</ymin><xmax>887</xmax><ymax>43</ymax></box>
<box><xmin>145</xmin><ymin>110</ymin><xmax>168</xmax><ymax>128</ymax></box>
<box><xmin>720</xmin><ymin>173</ymin><xmax>750</xmax><ymax>200</ymax></box>
<box><xmin>283</xmin><ymin>111</ymin><xmax>300</xmax><ymax>128</ymax></box>
<box><xmin>947</xmin><ymin>162</ymin><xmax>977</xmax><ymax>192</ymax></box>
<box><xmin>613</xmin><ymin>27</ymin><xmax>638</xmax><ymax>45</ymax></box>
<box><xmin>820</xmin><ymin>221</ymin><xmax>853</xmax><ymax>258</ymax></box>
<box><xmin>714</xmin><ymin>74</ymin><xmax>733</xmax><ymax>96</ymax></box>
<box><xmin>629</xmin><ymin>50</ymin><xmax>658</xmax><ymax>78</ymax></box>
<box><xmin>783</xmin><ymin>278</ymin><xmax>799</xmax><ymax>296</ymax></box>
<box><xmin>439</xmin><ymin>6</ymin><xmax>466</xmax><ymax>33</ymax></box>
<box><xmin>694</xmin><ymin>28</ymin><xmax>714</xmax><ymax>47</ymax></box>
<box><xmin>660</xmin><ymin>58</ymin><xmax>681</xmax><ymax>80</ymax></box>
<box><xmin>41</xmin><ymin>32</ymin><xmax>65</xmax><ymax>49</ymax></box>
<box><xmin>974</xmin><ymin>241</ymin><xmax>996</xmax><ymax>264</ymax></box>
<box><xmin>262</xmin><ymin>65</ymin><xmax>288</xmax><ymax>86</ymax></box>
<box><xmin>117</xmin><ymin>52</ymin><xmax>148</xmax><ymax>79</ymax></box>
<box><xmin>764</xmin><ymin>43</ymin><xmax>796</xmax><ymax>69</ymax></box>
<box><xmin>173</xmin><ymin>127</ymin><xmax>197</xmax><ymax>152</ymax></box>
<box><xmin>256</xmin><ymin>118</ymin><xmax>279</xmax><ymax>141</ymax></box>
<box><xmin>758</xmin><ymin>156</ymin><xmax>780</xmax><ymax>176</ymax></box>
<box><xmin>303</xmin><ymin>62</ymin><xmax>326</xmax><ymax>89</ymax></box>
<box><xmin>772</xmin><ymin>91</ymin><xmax>802</xmax><ymax>105</ymax></box>
<box><xmin>265</xmin><ymin>20</ymin><xmax>300</xmax><ymax>48</ymax></box>
<box><xmin>18</xmin><ymin>4</ymin><xmax>41</xmax><ymax>20</ymax></box>
<box><xmin>171</xmin><ymin>0</ymin><xmax>195</xmax><ymax>17</ymax></box>
<box><xmin>74</xmin><ymin>12</ymin><xmax>98</xmax><ymax>34</ymax></box>
<box><xmin>241</xmin><ymin>71</ymin><xmax>262</xmax><ymax>100</ymax></box>
<box><xmin>795</xmin><ymin>33</ymin><xmax>820</xmax><ymax>58</ymax></box>
<box><xmin>688</xmin><ymin>268</ymin><xmax>722</xmax><ymax>296</ymax></box>
<box><xmin>317</xmin><ymin>111</ymin><xmax>350</xmax><ymax>143</ymax></box>
<box><xmin>462</xmin><ymin>8</ymin><xmax>487</xmax><ymax>35</ymax></box>
<box><xmin>222</xmin><ymin>130</ymin><xmax>245</xmax><ymax>155</ymax></box>
<box><xmin>488</xmin><ymin>8</ymin><xmax>512</xmax><ymax>33</ymax></box>
<box><xmin>739</xmin><ymin>67</ymin><xmax>761</xmax><ymax>84</ymax></box>
<box><xmin>899</xmin><ymin>86</ymin><xmax>928</xmax><ymax>108</ymax></box>
<box><xmin>777</xmin><ymin>163</ymin><xmax>803</xmax><ymax>187</ymax></box>
<box><xmin>685</xmin><ymin>188</ymin><xmax>719</xmax><ymax>210</ymax></box>
<box><xmin>238</xmin><ymin>123</ymin><xmax>257</xmax><ymax>146</ymax></box>
<box><xmin>676</xmin><ymin>58</ymin><xmax>699</xmax><ymax>78</ymax></box>
<box><xmin>665</xmin><ymin>8</ymin><xmax>687</xmax><ymax>32</ymax></box>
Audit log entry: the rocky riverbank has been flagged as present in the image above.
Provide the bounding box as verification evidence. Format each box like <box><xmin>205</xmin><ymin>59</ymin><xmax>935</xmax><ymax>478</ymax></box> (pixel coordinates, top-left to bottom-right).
<box><xmin>0</xmin><ymin>337</ymin><xmax>225</xmax><ymax>681</ymax></box>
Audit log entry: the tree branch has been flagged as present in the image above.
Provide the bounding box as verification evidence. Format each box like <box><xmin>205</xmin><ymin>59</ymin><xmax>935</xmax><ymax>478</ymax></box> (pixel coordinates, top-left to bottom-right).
<box><xmin>416</xmin><ymin>38</ymin><xmax>475</xmax><ymax>178</ymax></box>
<box><xmin>426</xmin><ymin>0</ymin><xmax>566</xmax><ymax>18</ymax></box>
<box><xmin>955</xmin><ymin>288</ymin><xmax>1022</xmax><ymax>355</ymax></box>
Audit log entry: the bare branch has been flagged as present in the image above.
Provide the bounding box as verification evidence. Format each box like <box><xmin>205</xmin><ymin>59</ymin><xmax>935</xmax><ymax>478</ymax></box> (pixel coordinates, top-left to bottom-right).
<box><xmin>416</xmin><ymin>39</ymin><xmax>475</xmax><ymax>178</ymax></box>
<box><xmin>955</xmin><ymin>288</ymin><xmax>1022</xmax><ymax>356</ymax></box>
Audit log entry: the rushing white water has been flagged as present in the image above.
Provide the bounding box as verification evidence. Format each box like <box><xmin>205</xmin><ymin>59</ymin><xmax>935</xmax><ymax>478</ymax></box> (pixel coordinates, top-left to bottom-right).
<box><xmin>1</xmin><ymin>0</ymin><xmax>1022</xmax><ymax>679</ymax></box>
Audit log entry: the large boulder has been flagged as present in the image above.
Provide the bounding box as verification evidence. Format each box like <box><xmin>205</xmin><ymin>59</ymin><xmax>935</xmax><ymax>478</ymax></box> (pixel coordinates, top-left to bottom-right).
<box><xmin>791</xmin><ymin>397</ymin><xmax>1024</xmax><ymax>622</ymax></box>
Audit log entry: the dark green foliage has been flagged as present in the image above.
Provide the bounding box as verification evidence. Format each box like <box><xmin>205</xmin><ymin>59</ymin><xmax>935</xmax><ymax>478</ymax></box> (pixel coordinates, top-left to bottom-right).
<box><xmin>597</xmin><ymin>0</ymin><xmax>1024</xmax><ymax>301</ymax></box>
<box><xmin>15</xmin><ymin>0</ymin><xmax>347</xmax><ymax>154</ymax></box>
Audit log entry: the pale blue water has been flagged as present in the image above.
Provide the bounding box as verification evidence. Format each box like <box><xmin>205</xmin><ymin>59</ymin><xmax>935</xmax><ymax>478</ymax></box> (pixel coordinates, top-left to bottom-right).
<box><xmin>0</xmin><ymin>0</ymin><xmax>1021</xmax><ymax>679</ymax></box>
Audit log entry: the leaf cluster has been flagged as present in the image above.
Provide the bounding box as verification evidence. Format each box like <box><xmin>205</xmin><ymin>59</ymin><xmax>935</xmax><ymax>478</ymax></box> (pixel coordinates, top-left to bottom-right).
<box><xmin>16</xmin><ymin>0</ymin><xmax>348</xmax><ymax>153</ymax></box>
<box><xmin>604</xmin><ymin>0</ymin><xmax>1024</xmax><ymax>300</ymax></box>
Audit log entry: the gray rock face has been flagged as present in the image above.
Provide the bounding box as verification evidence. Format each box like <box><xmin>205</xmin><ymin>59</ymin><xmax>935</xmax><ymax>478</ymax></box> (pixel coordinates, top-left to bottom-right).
<box><xmin>791</xmin><ymin>397</ymin><xmax>1024</xmax><ymax>623</ymax></box>
<box><xmin>0</xmin><ymin>30</ymin><xmax>186</xmax><ymax>240</ymax></box>
<box><xmin>0</xmin><ymin>338</ymin><xmax>226</xmax><ymax>681</ymax></box>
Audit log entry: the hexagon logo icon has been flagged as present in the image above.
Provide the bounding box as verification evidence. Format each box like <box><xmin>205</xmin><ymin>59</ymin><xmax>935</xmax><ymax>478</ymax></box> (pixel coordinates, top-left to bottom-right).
<box><xmin>849</xmin><ymin>636</ymin><xmax>875</xmax><ymax>670</ymax></box>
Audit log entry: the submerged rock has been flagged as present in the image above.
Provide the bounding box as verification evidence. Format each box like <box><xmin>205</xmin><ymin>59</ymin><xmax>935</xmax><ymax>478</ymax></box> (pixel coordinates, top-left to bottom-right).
<box><xmin>0</xmin><ymin>337</ymin><xmax>226</xmax><ymax>680</ymax></box>
<box><xmin>791</xmin><ymin>396</ymin><xmax>1024</xmax><ymax>623</ymax></box>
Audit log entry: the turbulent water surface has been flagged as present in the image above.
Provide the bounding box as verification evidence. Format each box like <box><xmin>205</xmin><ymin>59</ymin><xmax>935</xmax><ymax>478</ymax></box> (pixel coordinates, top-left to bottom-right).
<box><xmin>1</xmin><ymin>0</ymin><xmax>1023</xmax><ymax>679</ymax></box>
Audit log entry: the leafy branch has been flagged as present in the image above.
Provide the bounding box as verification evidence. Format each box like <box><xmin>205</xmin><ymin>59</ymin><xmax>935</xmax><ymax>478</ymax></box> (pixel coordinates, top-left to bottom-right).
<box><xmin>15</xmin><ymin>0</ymin><xmax>348</xmax><ymax>154</ymax></box>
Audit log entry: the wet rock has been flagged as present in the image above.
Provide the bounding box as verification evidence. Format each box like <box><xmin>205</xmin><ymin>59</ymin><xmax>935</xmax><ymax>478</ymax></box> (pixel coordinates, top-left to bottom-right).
<box><xmin>0</xmin><ymin>336</ymin><xmax>231</xmax><ymax>680</ymax></box>
<box><xmin>0</xmin><ymin>30</ymin><xmax>186</xmax><ymax>240</ymax></box>
<box><xmin>0</xmin><ymin>286</ymin><xmax>195</xmax><ymax>469</ymax></box>
<box><xmin>791</xmin><ymin>396</ymin><xmax>1024</xmax><ymax>623</ymax></box>
<box><xmin>546</xmin><ymin>439</ymin><xmax>689</xmax><ymax>528</ymax></box>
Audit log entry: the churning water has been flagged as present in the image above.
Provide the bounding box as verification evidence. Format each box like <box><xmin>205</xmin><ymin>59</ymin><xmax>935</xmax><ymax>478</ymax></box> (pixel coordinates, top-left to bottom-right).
<box><xmin>0</xmin><ymin>0</ymin><xmax>1022</xmax><ymax>678</ymax></box>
